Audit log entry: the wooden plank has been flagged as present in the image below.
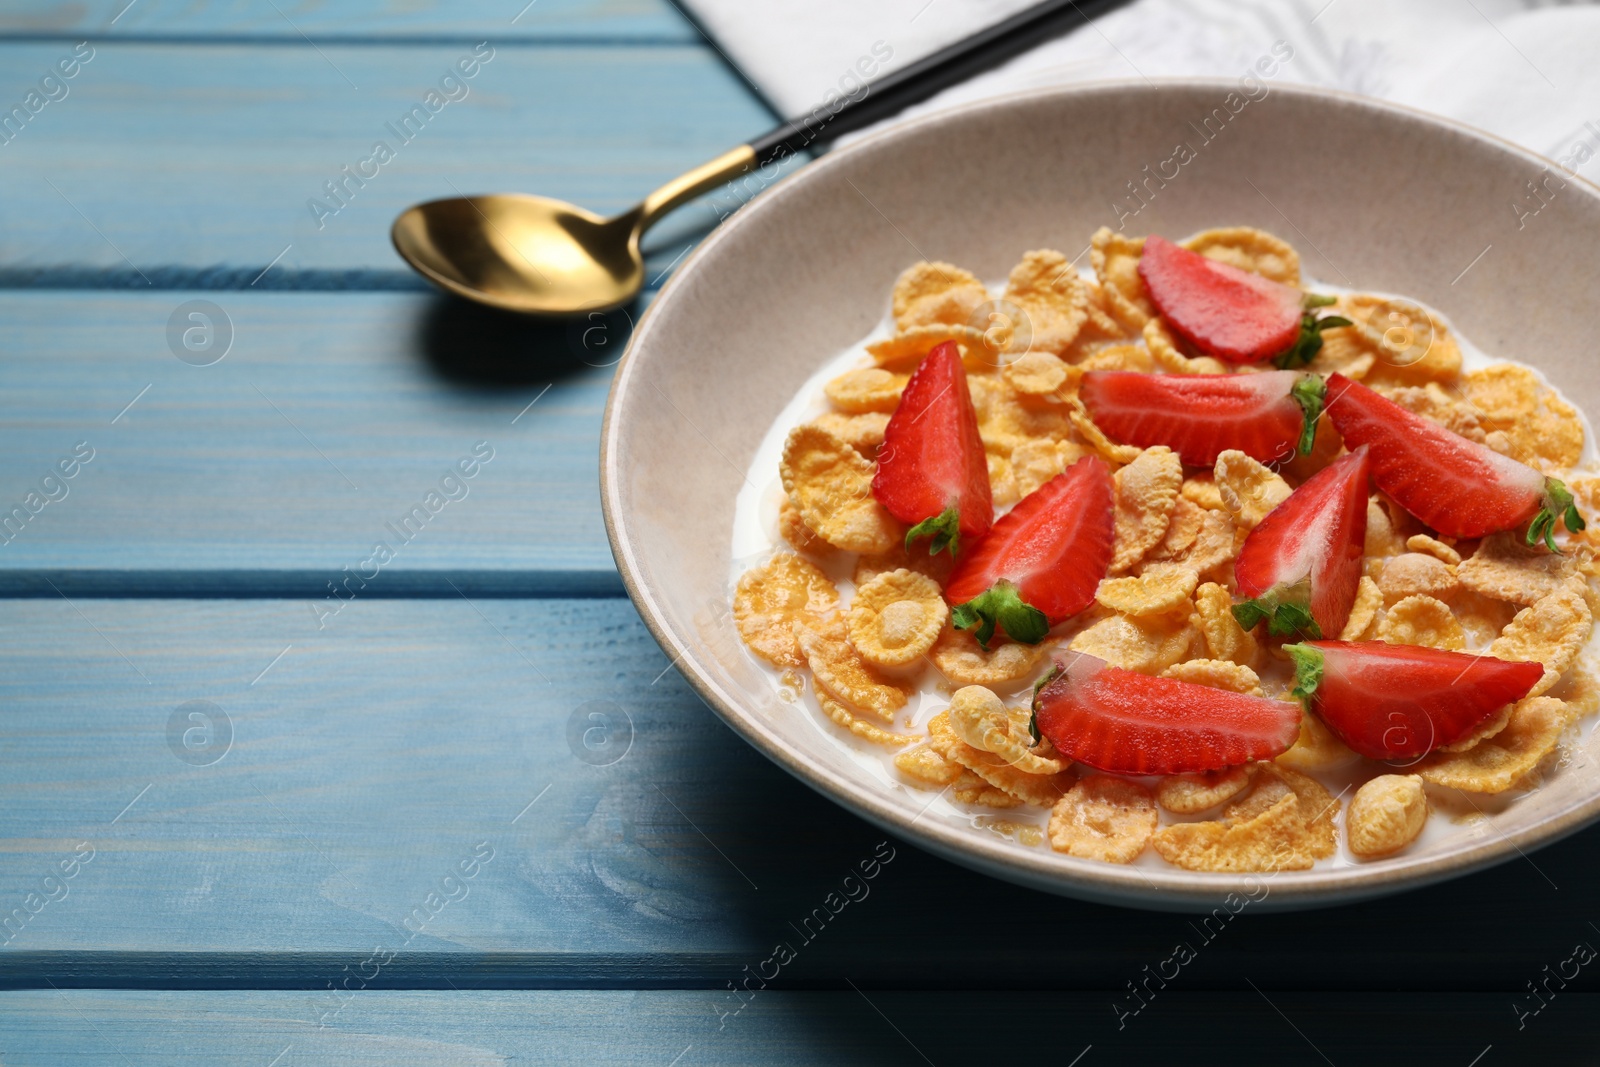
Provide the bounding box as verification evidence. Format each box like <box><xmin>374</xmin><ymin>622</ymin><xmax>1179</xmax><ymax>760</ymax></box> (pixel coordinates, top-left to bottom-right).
<box><xmin>0</xmin><ymin>0</ymin><xmax>695</xmax><ymax>42</ymax></box>
<box><xmin>2</xmin><ymin>597</ymin><xmax>1598</xmax><ymax>990</ymax></box>
<box><xmin>0</xmin><ymin>291</ymin><xmax>625</xmax><ymax>593</ymax></box>
<box><xmin>0</xmin><ymin>41</ymin><xmax>773</xmax><ymax>281</ymax></box>
<box><xmin>0</xmin><ymin>990</ymin><xmax>1592</xmax><ymax>1065</ymax></box>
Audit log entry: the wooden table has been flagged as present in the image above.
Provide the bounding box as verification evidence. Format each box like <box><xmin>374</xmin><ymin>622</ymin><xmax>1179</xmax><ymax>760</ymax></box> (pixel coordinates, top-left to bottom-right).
<box><xmin>1</xmin><ymin>3</ymin><xmax>1596</xmax><ymax>1062</ymax></box>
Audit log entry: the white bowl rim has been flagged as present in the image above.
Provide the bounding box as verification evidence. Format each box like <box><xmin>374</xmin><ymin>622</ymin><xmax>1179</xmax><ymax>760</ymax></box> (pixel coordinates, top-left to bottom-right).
<box><xmin>602</xmin><ymin>77</ymin><xmax>1600</xmax><ymax>911</ymax></box>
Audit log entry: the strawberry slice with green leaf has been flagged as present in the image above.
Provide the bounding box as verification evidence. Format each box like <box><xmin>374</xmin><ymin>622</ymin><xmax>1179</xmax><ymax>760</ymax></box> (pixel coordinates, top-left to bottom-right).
<box><xmin>1233</xmin><ymin>445</ymin><xmax>1370</xmax><ymax>640</ymax></box>
<box><xmin>1079</xmin><ymin>369</ymin><xmax>1326</xmax><ymax>467</ymax></box>
<box><xmin>871</xmin><ymin>340</ymin><xmax>992</xmax><ymax>556</ymax></box>
<box><xmin>1323</xmin><ymin>373</ymin><xmax>1586</xmax><ymax>546</ymax></box>
<box><xmin>1030</xmin><ymin>651</ymin><xmax>1302</xmax><ymax>774</ymax></box>
<box><xmin>1137</xmin><ymin>235</ymin><xmax>1350</xmax><ymax>364</ymax></box>
<box><xmin>1285</xmin><ymin>640</ymin><xmax>1544</xmax><ymax>760</ymax></box>
<box><xmin>944</xmin><ymin>456</ymin><xmax>1113</xmax><ymax>647</ymax></box>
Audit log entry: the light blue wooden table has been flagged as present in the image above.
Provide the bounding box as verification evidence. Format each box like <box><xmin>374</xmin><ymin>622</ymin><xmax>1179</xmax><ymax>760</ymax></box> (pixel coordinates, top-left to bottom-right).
<box><xmin>1</xmin><ymin>3</ymin><xmax>1597</xmax><ymax>1062</ymax></box>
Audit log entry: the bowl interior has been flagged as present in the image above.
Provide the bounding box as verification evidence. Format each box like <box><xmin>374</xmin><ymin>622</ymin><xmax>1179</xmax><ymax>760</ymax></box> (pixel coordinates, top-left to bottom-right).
<box><xmin>604</xmin><ymin>81</ymin><xmax>1600</xmax><ymax>910</ymax></box>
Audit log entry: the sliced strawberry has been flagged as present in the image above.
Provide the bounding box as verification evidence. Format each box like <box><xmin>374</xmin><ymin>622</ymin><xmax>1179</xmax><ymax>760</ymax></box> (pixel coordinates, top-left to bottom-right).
<box><xmin>1324</xmin><ymin>373</ymin><xmax>1586</xmax><ymax>545</ymax></box>
<box><xmin>1233</xmin><ymin>446</ymin><xmax>1370</xmax><ymax>640</ymax></box>
<box><xmin>1031</xmin><ymin>651</ymin><xmax>1301</xmax><ymax>774</ymax></box>
<box><xmin>871</xmin><ymin>340</ymin><xmax>992</xmax><ymax>555</ymax></box>
<box><xmin>1138</xmin><ymin>235</ymin><xmax>1303</xmax><ymax>363</ymax></box>
<box><xmin>1286</xmin><ymin>640</ymin><xmax>1544</xmax><ymax>760</ymax></box>
<box><xmin>1079</xmin><ymin>369</ymin><xmax>1326</xmax><ymax>467</ymax></box>
<box><xmin>944</xmin><ymin>456</ymin><xmax>1113</xmax><ymax>647</ymax></box>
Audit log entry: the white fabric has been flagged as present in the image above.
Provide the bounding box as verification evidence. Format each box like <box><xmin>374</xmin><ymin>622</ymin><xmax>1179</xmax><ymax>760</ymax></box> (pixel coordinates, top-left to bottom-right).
<box><xmin>680</xmin><ymin>0</ymin><xmax>1600</xmax><ymax>168</ymax></box>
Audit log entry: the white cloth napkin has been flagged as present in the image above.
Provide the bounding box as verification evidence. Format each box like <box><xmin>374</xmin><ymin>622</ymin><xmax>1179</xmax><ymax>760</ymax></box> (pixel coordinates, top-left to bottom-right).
<box><xmin>679</xmin><ymin>0</ymin><xmax>1600</xmax><ymax>169</ymax></box>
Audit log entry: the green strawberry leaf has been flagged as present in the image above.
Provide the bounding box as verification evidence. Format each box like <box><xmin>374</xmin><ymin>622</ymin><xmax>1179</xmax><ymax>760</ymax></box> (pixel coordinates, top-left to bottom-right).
<box><xmin>1290</xmin><ymin>374</ymin><xmax>1327</xmax><ymax>457</ymax></box>
<box><xmin>1231</xmin><ymin>579</ymin><xmax>1324</xmax><ymax>639</ymax></box>
<box><xmin>1273</xmin><ymin>303</ymin><xmax>1355</xmax><ymax>371</ymax></box>
<box><xmin>1284</xmin><ymin>643</ymin><xmax>1325</xmax><ymax>705</ymax></box>
<box><xmin>1526</xmin><ymin>477</ymin><xmax>1587</xmax><ymax>554</ymax></box>
<box><xmin>951</xmin><ymin>579</ymin><xmax>1050</xmax><ymax>650</ymax></box>
<box><xmin>1302</xmin><ymin>293</ymin><xmax>1339</xmax><ymax>309</ymax></box>
<box><xmin>906</xmin><ymin>504</ymin><xmax>962</xmax><ymax>557</ymax></box>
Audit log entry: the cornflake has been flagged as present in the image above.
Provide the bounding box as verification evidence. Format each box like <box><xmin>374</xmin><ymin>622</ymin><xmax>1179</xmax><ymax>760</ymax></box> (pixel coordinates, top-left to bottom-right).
<box><xmin>892</xmin><ymin>261</ymin><xmax>987</xmax><ymax>331</ymax></box>
<box><xmin>1156</xmin><ymin>765</ymin><xmax>1257</xmax><ymax>814</ymax></box>
<box><xmin>1181</xmin><ymin>473</ymin><xmax>1225</xmax><ymax>511</ymax></box>
<box><xmin>817</xmin><ymin>691</ymin><xmax>917</xmax><ymax>747</ymax></box>
<box><xmin>1069</xmin><ymin>612</ymin><xmax>1197</xmax><ymax>675</ymax></box>
<box><xmin>1415</xmin><ymin>695</ymin><xmax>1568</xmax><ymax>793</ymax></box>
<box><xmin>1182</xmin><ymin>226</ymin><xmax>1300</xmax><ymax>285</ymax></box>
<box><xmin>1344</xmin><ymin>295</ymin><xmax>1462</xmax><ymax>383</ymax></box>
<box><xmin>948</xmin><ymin>685</ymin><xmax>1061</xmax><ymax>775</ymax></box>
<box><xmin>1149</xmin><ymin>496</ymin><xmax>1206</xmax><ymax>559</ymax></box>
<box><xmin>1161</xmin><ymin>658</ymin><xmax>1263</xmax><ymax>696</ymax></box>
<box><xmin>848</xmin><ymin>568</ymin><xmax>949</xmax><ymax>668</ymax></box>
<box><xmin>1192</xmin><ymin>581</ymin><xmax>1260</xmax><ymax>667</ymax></box>
<box><xmin>1144</xmin><ymin>318</ymin><xmax>1228</xmax><ymax>375</ymax></box>
<box><xmin>1378</xmin><ymin>594</ymin><xmax>1466</xmax><ymax>650</ymax></box>
<box><xmin>1110</xmin><ymin>446</ymin><xmax>1182</xmax><ymax>572</ymax></box>
<box><xmin>1377</xmin><ymin>553</ymin><xmax>1459</xmax><ymax>603</ymax></box>
<box><xmin>1096</xmin><ymin>563</ymin><xmax>1198</xmax><ymax>617</ymax></box>
<box><xmin>800</xmin><ymin>628</ymin><xmax>911</xmax><ymax>723</ymax></box>
<box><xmin>1347</xmin><ymin>775</ymin><xmax>1428</xmax><ymax>858</ymax></box>
<box><xmin>1011</xmin><ymin>438</ymin><xmax>1085</xmax><ymax>498</ymax></box>
<box><xmin>930</xmin><ymin>627</ymin><xmax>1050</xmax><ymax>687</ymax></box>
<box><xmin>1276</xmin><ymin>711</ymin><xmax>1357</xmax><ymax>773</ymax></box>
<box><xmin>1090</xmin><ymin>228</ymin><xmax>1154</xmax><ymax>330</ymax></box>
<box><xmin>854</xmin><ymin>539</ymin><xmax>955</xmax><ymax>588</ymax></box>
<box><xmin>1364</xmin><ymin>496</ymin><xmax>1408</xmax><ymax>557</ymax></box>
<box><xmin>1078</xmin><ymin>343</ymin><xmax>1155</xmax><ymax>374</ymax></box>
<box><xmin>1406</xmin><ymin>534</ymin><xmax>1462</xmax><ymax>566</ymax></box>
<box><xmin>868</xmin><ymin>323</ymin><xmax>992</xmax><ymax>369</ymax></box>
<box><xmin>734</xmin><ymin>553</ymin><xmax>839</xmax><ymax>667</ymax></box>
<box><xmin>952</xmin><ymin>769</ymin><xmax>1024</xmax><ymax>808</ymax></box>
<box><xmin>894</xmin><ymin>743</ymin><xmax>962</xmax><ymax>787</ymax></box>
<box><xmin>807</xmin><ymin>412</ymin><xmax>889</xmax><ymax>454</ymax></box>
<box><xmin>781</xmin><ymin>424</ymin><xmax>901</xmax><ymax>554</ymax></box>
<box><xmin>1486</xmin><ymin>583</ymin><xmax>1591</xmax><ymax>694</ymax></box>
<box><xmin>1339</xmin><ymin>576</ymin><xmax>1383</xmax><ymax>641</ymax></box>
<box><xmin>1152</xmin><ymin>794</ymin><xmax>1314</xmax><ymax>873</ymax></box>
<box><xmin>778</xmin><ymin>500</ymin><xmax>833</xmax><ymax>558</ymax></box>
<box><xmin>987</xmin><ymin>452</ymin><xmax>1020</xmax><ymax>508</ymax></box>
<box><xmin>1457</xmin><ymin>533</ymin><xmax>1579</xmax><ymax>607</ymax></box>
<box><xmin>1048</xmin><ymin>776</ymin><xmax>1159</xmax><ymax>863</ymax></box>
<box><xmin>1068</xmin><ymin>398</ymin><xmax>1142</xmax><ymax>465</ymax></box>
<box><xmin>1002</xmin><ymin>249</ymin><xmax>1090</xmax><ymax>354</ymax></box>
<box><xmin>1221</xmin><ymin>764</ymin><xmax>1339</xmax><ymax>859</ymax></box>
<box><xmin>929</xmin><ymin>711</ymin><xmax>1071</xmax><ymax>807</ymax></box>
<box><xmin>823</xmin><ymin>367</ymin><xmax>907</xmax><ymax>414</ymax></box>
<box><xmin>970</xmin><ymin>376</ymin><xmax>1072</xmax><ymax>456</ymax></box>
<box><xmin>1003</xmin><ymin>350</ymin><xmax>1077</xmax><ymax>397</ymax></box>
<box><xmin>1215</xmin><ymin>450</ymin><xmax>1291</xmax><ymax>530</ymax></box>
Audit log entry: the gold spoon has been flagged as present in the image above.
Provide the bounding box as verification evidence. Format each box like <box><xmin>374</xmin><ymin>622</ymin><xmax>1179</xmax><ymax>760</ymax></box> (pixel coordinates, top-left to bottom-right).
<box><xmin>390</xmin><ymin>0</ymin><xmax>1126</xmax><ymax>315</ymax></box>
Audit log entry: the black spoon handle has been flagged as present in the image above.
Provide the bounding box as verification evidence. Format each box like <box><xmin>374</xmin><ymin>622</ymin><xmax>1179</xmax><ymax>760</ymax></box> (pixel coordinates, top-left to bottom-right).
<box><xmin>747</xmin><ymin>0</ymin><xmax>1133</xmax><ymax>165</ymax></box>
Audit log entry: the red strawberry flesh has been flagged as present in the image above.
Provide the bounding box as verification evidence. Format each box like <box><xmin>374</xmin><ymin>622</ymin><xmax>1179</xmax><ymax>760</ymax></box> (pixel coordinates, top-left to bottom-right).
<box><xmin>1032</xmin><ymin>651</ymin><xmax>1302</xmax><ymax>774</ymax></box>
<box><xmin>1138</xmin><ymin>235</ymin><xmax>1304</xmax><ymax>363</ymax></box>
<box><xmin>945</xmin><ymin>456</ymin><xmax>1113</xmax><ymax>645</ymax></box>
<box><xmin>871</xmin><ymin>340</ymin><xmax>993</xmax><ymax>554</ymax></box>
<box><xmin>1322</xmin><ymin>373</ymin><xmax>1550</xmax><ymax>539</ymax></box>
<box><xmin>1287</xmin><ymin>640</ymin><xmax>1543</xmax><ymax>760</ymax></box>
<box><xmin>1079</xmin><ymin>369</ymin><xmax>1324</xmax><ymax>467</ymax></box>
<box><xmin>1234</xmin><ymin>445</ymin><xmax>1370</xmax><ymax>639</ymax></box>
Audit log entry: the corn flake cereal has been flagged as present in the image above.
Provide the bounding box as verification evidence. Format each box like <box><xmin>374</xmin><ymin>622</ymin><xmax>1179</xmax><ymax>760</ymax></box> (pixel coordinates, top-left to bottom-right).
<box><xmin>1415</xmin><ymin>695</ymin><xmax>1568</xmax><ymax>793</ymax></box>
<box><xmin>848</xmin><ymin>568</ymin><xmax>948</xmax><ymax>668</ymax></box>
<box><xmin>853</xmin><ymin>538</ymin><xmax>956</xmax><ymax>588</ymax></box>
<box><xmin>1003</xmin><ymin>350</ymin><xmax>1077</xmax><ymax>397</ymax></box>
<box><xmin>1090</xmin><ymin>228</ymin><xmax>1153</xmax><ymax>330</ymax></box>
<box><xmin>1376</xmin><ymin>553</ymin><xmax>1459</xmax><ymax>603</ymax></box>
<box><xmin>778</xmin><ymin>500</ymin><xmax>833</xmax><ymax>558</ymax></box>
<box><xmin>948</xmin><ymin>685</ymin><xmax>1061</xmax><ymax>775</ymax></box>
<box><xmin>1378</xmin><ymin>594</ymin><xmax>1466</xmax><ymax>650</ymax></box>
<box><xmin>929</xmin><ymin>711</ymin><xmax>1070</xmax><ymax>807</ymax></box>
<box><xmin>1457</xmin><ymin>533</ymin><xmax>1579</xmax><ymax>607</ymax></box>
<box><xmin>1143</xmin><ymin>317</ymin><xmax>1230</xmax><ymax>375</ymax></box>
<box><xmin>1078</xmin><ymin>343</ymin><xmax>1155</xmax><ymax>374</ymax></box>
<box><xmin>930</xmin><ymin>627</ymin><xmax>1050</xmax><ymax>687</ymax></box>
<box><xmin>1048</xmin><ymin>776</ymin><xmax>1158</xmax><ymax>863</ymax></box>
<box><xmin>1161</xmin><ymin>658</ymin><xmax>1263</xmax><ymax>696</ymax></box>
<box><xmin>1156</xmin><ymin>765</ymin><xmax>1257</xmax><ymax>814</ymax></box>
<box><xmin>867</xmin><ymin>323</ymin><xmax>992</xmax><ymax>369</ymax></box>
<box><xmin>1487</xmin><ymin>583</ymin><xmax>1591</xmax><ymax>690</ymax></box>
<box><xmin>1406</xmin><ymin>534</ymin><xmax>1462</xmax><ymax>566</ymax></box>
<box><xmin>734</xmin><ymin>553</ymin><xmax>839</xmax><ymax>668</ymax></box>
<box><xmin>1097</xmin><ymin>563</ymin><xmax>1198</xmax><ymax>617</ymax></box>
<box><xmin>1002</xmin><ymin>249</ymin><xmax>1090</xmax><ymax>354</ymax></box>
<box><xmin>1192</xmin><ymin>581</ymin><xmax>1260</xmax><ymax>667</ymax></box>
<box><xmin>1069</xmin><ymin>612</ymin><xmax>1197</xmax><ymax>675</ymax></box>
<box><xmin>1340</xmin><ymin>576</ymin><xmax>1383</xmax><ymax>641</ymax></box>
<box><xmin>892</xmin><ymin>261</ymin><xmax>988</xmax><ymax>331</ymax></box>
<box><xmin>1181</xmin><ymin>474</ymin><xmax>1225</xmax><ymax>511</ymax></box>
<box><xmin>824</xmin><ymin>367</ymin><xmax>907</xmax><ymax>414</ymax></box>
<box><xmin>808</xmin><ymin>412</ymin><xmax>889</xmax><ymax>454</ymax></box>
<box><xmin>1345</xmin><ymin>294</ymin><xmax>1463</xmax><ymax>383</ymax></box>
<box><xmin>1110</xmin><ymin>446</ymin><xmax>1182</xmax><ymax>572</ymax></box>
<box><xmin>1221</xmin><ymin>764</ymin><xmax>1339</xmax><ymax>859</ymax></box>
<box><xmin>800</xmin><ymin>627</ymin><xmax>911</xmax><ymax>723</ymax></box>
<box><xmin>1276</xmin><ymin>711</ymin><xmax>1358</xmax><ymax>773</ymax></box>
<box><xmin>971</xmin><ymin>376</ymin><xmax>1072</xmax><ymax>455</ymax></box>
<box><xmin>817</xmin><ymin>691</ymin><xmax>917</xmax><ymax>747</ymax></box>
<box><xmin>952</xmin><ymin>769</ymin><xmax>1024</xmax><ymax>808</ymax></box>
<box><xmin>1463</xmin><ymin>364</ymin><xmax>1540</xmax><ymax>426</ymax></box>
<box><xmin>781</xmin><ymin>424</ymin><xmax>901</xmax><ymax>554</ymax></box>
<box><xmin>894</xmin><ymin>743</ymin><xmax>962</xmax><ymax>787</ymax></box>
<box><xmin>1365</xmin><ymin>496</ymin><xmax>1408</xmax><ymax>557</ymax></box>
<box><xmin>1182</xmin><ymin>226</ymin><xmax>1300</xmax><ymax>285</ymax></box>
<box><xmin>1152</xmin><ymin>794</ymin><xmax>1314</xmax><ymax>873</ymax></box>
<box><xmin>1215</xmin><ymin>450</ymin><xmax>1291</xmax><ymax>530</ymax></box>
<box><xmin>1347</xmin><ymin>774</ymin><xmax>1428</xmax><ymax>858</ymax></box>
<box><xmin>1068</xmin><ymin>397</ymin><xmax>1143</xmax><ymax>465</ymax></box>
<box><xmin>1149</xmin><ymin>496</ymin><xmax>1206</xmax><ymax>560</ymax></box>
<box><xmin>1011</xmin><ymin>437</ymin><xmax>1085</xmax><ymax>498</ymax></box>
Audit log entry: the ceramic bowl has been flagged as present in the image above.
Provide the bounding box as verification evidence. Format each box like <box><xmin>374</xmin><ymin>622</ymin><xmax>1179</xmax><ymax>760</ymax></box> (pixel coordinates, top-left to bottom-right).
<box><xmin>602</xmin><ymin>80</ymin><xmax>1600</xmax><ymax>911</ymax></box>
